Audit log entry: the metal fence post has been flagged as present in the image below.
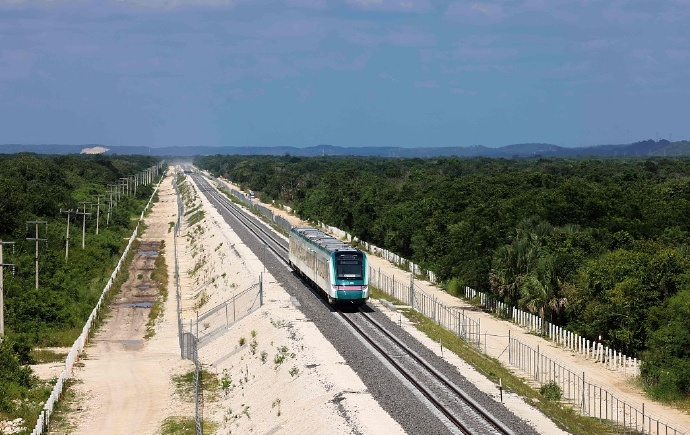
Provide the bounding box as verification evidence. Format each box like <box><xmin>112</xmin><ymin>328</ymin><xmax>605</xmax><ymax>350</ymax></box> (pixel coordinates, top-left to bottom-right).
<box><xmin>260</xmin><ymin>273</ymin><xmax>263</xmax><ymax>306</ymax></box>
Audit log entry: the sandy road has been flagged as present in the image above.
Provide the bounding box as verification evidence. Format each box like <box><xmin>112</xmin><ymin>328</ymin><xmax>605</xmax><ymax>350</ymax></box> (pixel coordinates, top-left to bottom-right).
<box><xmin>50</xmin><ymin>174</ymin><xmax>191</xmax><ymax>435</ymax></box>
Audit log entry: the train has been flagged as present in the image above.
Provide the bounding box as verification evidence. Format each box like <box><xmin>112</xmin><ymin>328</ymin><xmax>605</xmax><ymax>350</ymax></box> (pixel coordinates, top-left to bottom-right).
<box><xmin>288</xmin><ymin>227</ymin><xmax>369</xmax><ymax>305</ymax></box>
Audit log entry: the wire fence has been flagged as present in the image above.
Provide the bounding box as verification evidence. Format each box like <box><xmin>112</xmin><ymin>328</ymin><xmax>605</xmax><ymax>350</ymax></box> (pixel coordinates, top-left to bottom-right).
<box><xmin>369</xmin><ymin>267</ymin><xmax>482</xmax><ymax>348</ymax></box>
<box><xmin>509</xmin><ymin>337</ymin><xmax>687</xmax><ymax>435</ymax></box>
<box><xmin>464</xmin><ymin>286</ymin><xmax>641</xmax><ymax>377</ymax></box>
<box><xmin>173</xmin><ymin>174</ymin><xmax>185</xmax><ymax>358</ymax></box>
<box><xmin>212</xmin><ymin>178</ymin><xmax>293</xmax><ymax>235</ymax></box>
<box><xmin>179</xmin><ymin>169</ymin><xmax>266</xmax><ymax>435</ymax></box>
<box><xmin>178</xmin><ymin>279</ymin><xmax>263</xmax><ymax>435</ymax></box>
<box><xmin>30</xmin><ymin>167</ymin><xmax>163</xmax><ymax>435</ymax></box>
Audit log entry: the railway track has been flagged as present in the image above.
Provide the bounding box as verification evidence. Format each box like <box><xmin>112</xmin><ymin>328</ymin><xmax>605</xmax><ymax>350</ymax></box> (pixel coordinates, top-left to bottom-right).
<box><xmin>192</xmin><ymin>174</ymin><xmax>289</xmax><ymax>260</ymax></box>
<box><xmin>339</xmin><ymin>309</ymin><xmax>516</xmax><ymax>435</ymax></box>
<box><xmin>189</xmin><ymin>171</ymin><xmax>531</xmax><ymax>435</ymax></box>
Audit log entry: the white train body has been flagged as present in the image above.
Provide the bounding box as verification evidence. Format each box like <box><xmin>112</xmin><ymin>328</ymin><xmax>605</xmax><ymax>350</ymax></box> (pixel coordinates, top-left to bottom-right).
<box><xmin>289</xmin><ymin>227</ymin><xmax>369</xmax><ymax>305</ymax></box>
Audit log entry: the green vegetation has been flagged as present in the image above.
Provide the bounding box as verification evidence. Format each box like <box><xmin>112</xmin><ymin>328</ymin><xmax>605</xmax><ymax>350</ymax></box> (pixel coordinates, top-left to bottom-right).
<box><xmin>540</xmin><ymin>381</ymin><xmax>563</xmax><ymax>401</ymax></box>
<box><xmin>0</xmin><ymin>153</ymin><xmax>160</xmax><ymax>428</ymax></box>
<box><xmin>196</xmin><ymin>154</ymin><xmax>690</xmax><ymax>401</ymax></box>
<box><xmin>146</xmin><ymin>240</ymin><xmax>168</xmax><ymax>339</ymax></box>
<box><xmin>161</xmin><ymin>416</ymin><xmax>217</xmax><ymax>435</ymax></box>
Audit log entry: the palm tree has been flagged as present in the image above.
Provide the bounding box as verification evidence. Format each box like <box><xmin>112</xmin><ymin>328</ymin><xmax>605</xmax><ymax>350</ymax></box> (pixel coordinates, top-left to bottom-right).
<box><xmin>490</xmin><ymin>217</ymin><xmax>552</xmax><ymax>305</ymax></box>
<box><xmin>519</xmin><ymin>254</ymin><xmax>567</xmax><ymax>334</ymax></box>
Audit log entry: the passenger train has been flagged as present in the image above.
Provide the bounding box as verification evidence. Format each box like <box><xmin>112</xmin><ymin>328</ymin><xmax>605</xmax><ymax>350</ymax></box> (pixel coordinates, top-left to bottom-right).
<box><xmin>288</xmin><ymin>227</ymin><xmax>369</xmax><ymax>305</ymax></box>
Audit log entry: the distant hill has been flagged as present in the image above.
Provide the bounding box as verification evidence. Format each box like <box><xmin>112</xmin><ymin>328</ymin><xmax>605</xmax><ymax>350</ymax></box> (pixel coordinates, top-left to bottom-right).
<box><xmin>2</xmin><ymin>139</ymin><xmax>689</xmax><ymax>158</ymax></box>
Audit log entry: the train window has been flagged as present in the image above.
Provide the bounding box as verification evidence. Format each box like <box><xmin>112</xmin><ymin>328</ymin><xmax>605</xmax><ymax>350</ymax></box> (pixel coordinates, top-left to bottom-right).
<box><xmin>335</xmin><ymin>253</ymin><xmax>363</xmax><ymax>279</ymax></box>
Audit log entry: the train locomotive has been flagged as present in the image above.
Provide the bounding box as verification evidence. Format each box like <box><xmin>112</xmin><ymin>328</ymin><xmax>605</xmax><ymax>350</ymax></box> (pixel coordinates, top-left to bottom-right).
<box><xmin>288</xmin><ymin>227</ymin><xmax>369</xmax><ymax>305</ymax></box>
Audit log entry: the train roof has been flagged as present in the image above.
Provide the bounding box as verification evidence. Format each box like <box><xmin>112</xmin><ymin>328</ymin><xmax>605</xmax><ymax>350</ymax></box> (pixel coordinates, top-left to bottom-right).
<box><xmin>291</xmin><ymin>227</ymin><xmax>360</xmax><ymax>254</ymax></box>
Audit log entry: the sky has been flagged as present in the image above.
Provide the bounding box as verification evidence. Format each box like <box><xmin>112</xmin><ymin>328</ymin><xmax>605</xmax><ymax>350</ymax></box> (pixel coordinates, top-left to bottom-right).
<box><xmin>1</xmin><ymin>0</ymin><xmax>689</xmax><ymax>149</ymax></box>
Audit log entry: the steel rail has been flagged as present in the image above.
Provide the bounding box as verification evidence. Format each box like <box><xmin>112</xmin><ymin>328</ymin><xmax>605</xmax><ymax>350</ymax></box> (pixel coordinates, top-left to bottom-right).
<box><xmin>355</xmin><ymin>309</ymin><xmax>516</xmax><ymax>435</ymax></box>
<box><xmin>191</xmin><ymin>175</ymin><xmax>289</xmax><ymax>263</ymax></box>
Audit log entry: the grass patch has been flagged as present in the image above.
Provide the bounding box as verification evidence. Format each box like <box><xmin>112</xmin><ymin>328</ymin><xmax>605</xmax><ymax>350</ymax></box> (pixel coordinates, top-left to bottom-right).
<box><xmin>172</xmin><ymin>368</ymin><xmax>221</xmax><ymax>403</ymax></box>
<box><xmin>193</xmin><ymin>290</ymin><xmax>210</xmax><ymax>310</ymax></box>
<box><xmin>370</xmin><ymin>287</ymin><xmax>616</xmax><ymax>435</ymax></box>
<box><xmin>146</xmin><ymin>240</ymin><xmax>168</xmax><ymax>339</ymax></box>
<box><xmin>29</xmin><ymin>348</ymin><xmax>68</xmax><ymax>364</ymax></box>
<box><xmin>161</xmin><ymin>416</ymin><xmax>217</xmax><ymax>435</ymax></box>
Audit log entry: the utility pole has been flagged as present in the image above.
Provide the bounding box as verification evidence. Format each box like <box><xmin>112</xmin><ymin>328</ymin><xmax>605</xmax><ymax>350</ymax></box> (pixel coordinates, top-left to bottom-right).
<box><xmin>26</xmin><ymin>221</ymin><xmax>47</xmax><ymax>289</ymax></box>
<box><xmin>0</xmin><ymin>240</ymin><xmax>16</xmax><ymax>337</ymax></box>
<box><xmin>77</xmin><ymin>202</ymin><xmax>92</xmax><ymax>249</ymax></box>
<box><xmin>92</xmin><ymin>194</ymin><xmax>105</xmax><ymax>235</ymax></box>
<box><xmin>120</xmin><ymin>178</ymin><xmax>129</xmax><ymax>197</ymax></box>
<box><xmin>60</xmin><ymin>209</ymin><xmax>75</xmax><ymax>260</ymax></box>
<box><xmin>108</xmin><ymin>183</ymin><xmax>118</xmax><ymax>208</ymax></box>
<box><xmin>106</xmin><ymin>185</ymin><xmax>115</xmax><ymax>225</ymax></box>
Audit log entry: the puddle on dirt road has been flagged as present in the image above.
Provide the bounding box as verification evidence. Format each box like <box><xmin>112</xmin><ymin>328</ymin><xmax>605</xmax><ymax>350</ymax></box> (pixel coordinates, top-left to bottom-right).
<box><xmin>120</xmin><ymin>340</ymin><xmax>144</xmax><ymax>350</ymax></box>
<box><xmin>122</xmin><ymin>302</ymin><xmax>154</xmax><ymax>308</ymax></box>
<box><xmin>138</xmin><ymin>250</ymin><xmax>159</xmax><ymax>256</ymax></box>
<box><xmin>137</xmin><ymin>284</ymin><xmax>150</xmax><ymax>290</ymax></box>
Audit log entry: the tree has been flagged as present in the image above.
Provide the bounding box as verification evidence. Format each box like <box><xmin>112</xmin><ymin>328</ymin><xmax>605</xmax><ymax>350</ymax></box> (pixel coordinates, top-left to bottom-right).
<box><xmin>642</xmin><ymin>289</ymin><xmax>690</xmax><ymax>400</ymax></box>
<box><xmin>520</xmin><ymin>254</ymin><xmax>566</xmax><ymax>331</ymax></box>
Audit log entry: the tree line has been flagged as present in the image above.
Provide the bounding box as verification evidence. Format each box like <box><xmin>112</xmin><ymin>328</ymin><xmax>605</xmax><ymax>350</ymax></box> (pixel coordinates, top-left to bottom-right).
<box><xmin>0</xmin><ymin>152</ymin><xmax>159</xmax><ymax>419</ymax></box>
<box><xmin>195</xmin><ymin>154</ymin><xmax>690</xmax><ymax>401</ymax></box>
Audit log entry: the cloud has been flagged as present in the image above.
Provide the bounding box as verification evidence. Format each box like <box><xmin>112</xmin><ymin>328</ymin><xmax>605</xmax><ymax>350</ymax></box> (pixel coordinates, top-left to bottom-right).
<box><xmin>445</xmin><ymin>1</ymin><xmax>507</xmax><ymax>24</ymax></box>
<box><xmin>665</xmin><ymin>49</ymin><xmax>690</xmax><ymax>62</ymax></box>
<box><xmin>293</xmin><ymin>51</ymin><xmax>371</xmax><ymax>71</ymax></box>
<box><xmin>0</xmin><ymin>49</ymin><xmax>35</xmax><ymax>80</ymax></box>
<box><xmin>282</xmin><ymin>0</ymin><xmax>327</xmax><ymax>8</ymax></box>
<box><xmin>337</xmin><ymin>24</ymin><xmax>434</xmax><ymax>48</ymax></box>
<box><xmin>345</xmin><ymin>0</ymin><xmax>432</xmax><ymax>13</ymax></box>
<box><xmin>378</xmin><ymin>71</ymin><xmax>397</xmax><ymax>81</ymax></box>
<box><xmin>450</xmin><ymin>87</ymin><xmax>478</xmax><ymax>96</ymax></box>
<box><xmin>414</xmin><ymin>79</ymin><xmax>437</xmax><ymax>88</ymax></box>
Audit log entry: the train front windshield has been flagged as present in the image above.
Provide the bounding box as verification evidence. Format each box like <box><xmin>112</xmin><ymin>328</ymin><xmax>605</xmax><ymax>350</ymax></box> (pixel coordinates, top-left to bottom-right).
<box><xmin>335</xmin><ymin>252</ymin><xmax>364</xmax><ymax>280</ymax></box>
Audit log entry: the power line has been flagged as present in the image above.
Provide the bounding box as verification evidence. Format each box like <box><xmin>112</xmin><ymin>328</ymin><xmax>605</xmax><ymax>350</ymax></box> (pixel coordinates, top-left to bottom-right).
<box><xmin>25</xmin><ymin>221</ymin><xmax>47</xmax><ymax>290</ymax></box>
<box><xmin>76</xmin><ymin>202</ymin><xmax>92</xmax><ymax>249</ymax></box>
<box><xmin>92</xmin><ymin>194</ymin><xmax>105</xmax><ymax>235</ymax></box>
<box><xmin>60</xmin><ymin>208</ymin><xmax>76</xmax><ymax>260</ymax></box>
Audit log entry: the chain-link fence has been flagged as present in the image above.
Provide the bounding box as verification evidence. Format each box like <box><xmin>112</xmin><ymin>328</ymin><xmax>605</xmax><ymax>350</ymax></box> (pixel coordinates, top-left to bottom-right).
<box><xmin>369</xmin><ymin>267</ymin><xmax>481</xmax><ymax>347</ymax></box>
<box><xmin>210</xmin><ymin>180</ymin><xmax>293</xmax><ymax>234</ymax></box>
<box><xmin>510</xmin><ymin>337</ymin><xmax>687</xmax><ymax>435</ymax></box>
<box><xmin>463</xmin><ymin>285</ymin><xmax>640</xmax><ymax>377</ymax></box>
<box><xmin>178</xmin><ymin>278</ymin><xmax>263</xmax><ymax>434</ymax></box>
<box><xmin>183</xmin><ymin>281</ymin><xmax>263</xmax><ymax>349</ymax></box>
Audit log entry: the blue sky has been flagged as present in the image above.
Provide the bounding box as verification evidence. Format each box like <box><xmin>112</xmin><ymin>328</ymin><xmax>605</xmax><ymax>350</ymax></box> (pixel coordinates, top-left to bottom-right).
<box><xmin>1</xmin><ymin>0</ymin><xmax>688</xmax><ymax>149</ymax></box>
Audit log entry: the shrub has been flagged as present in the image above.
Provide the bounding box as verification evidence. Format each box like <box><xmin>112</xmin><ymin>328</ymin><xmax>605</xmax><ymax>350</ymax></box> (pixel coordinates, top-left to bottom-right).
<box><xmin>539</xmin><ymin>381</ymin><xmax>562</xmax><ymax>401</ymax></box>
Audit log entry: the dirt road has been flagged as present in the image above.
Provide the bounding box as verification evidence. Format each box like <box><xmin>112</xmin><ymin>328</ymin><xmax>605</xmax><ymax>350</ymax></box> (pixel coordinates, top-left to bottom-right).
<box><xmin>50</xmin><ymin>175</ymin><xmax>191</xmax><ymax>435</ymax></box>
